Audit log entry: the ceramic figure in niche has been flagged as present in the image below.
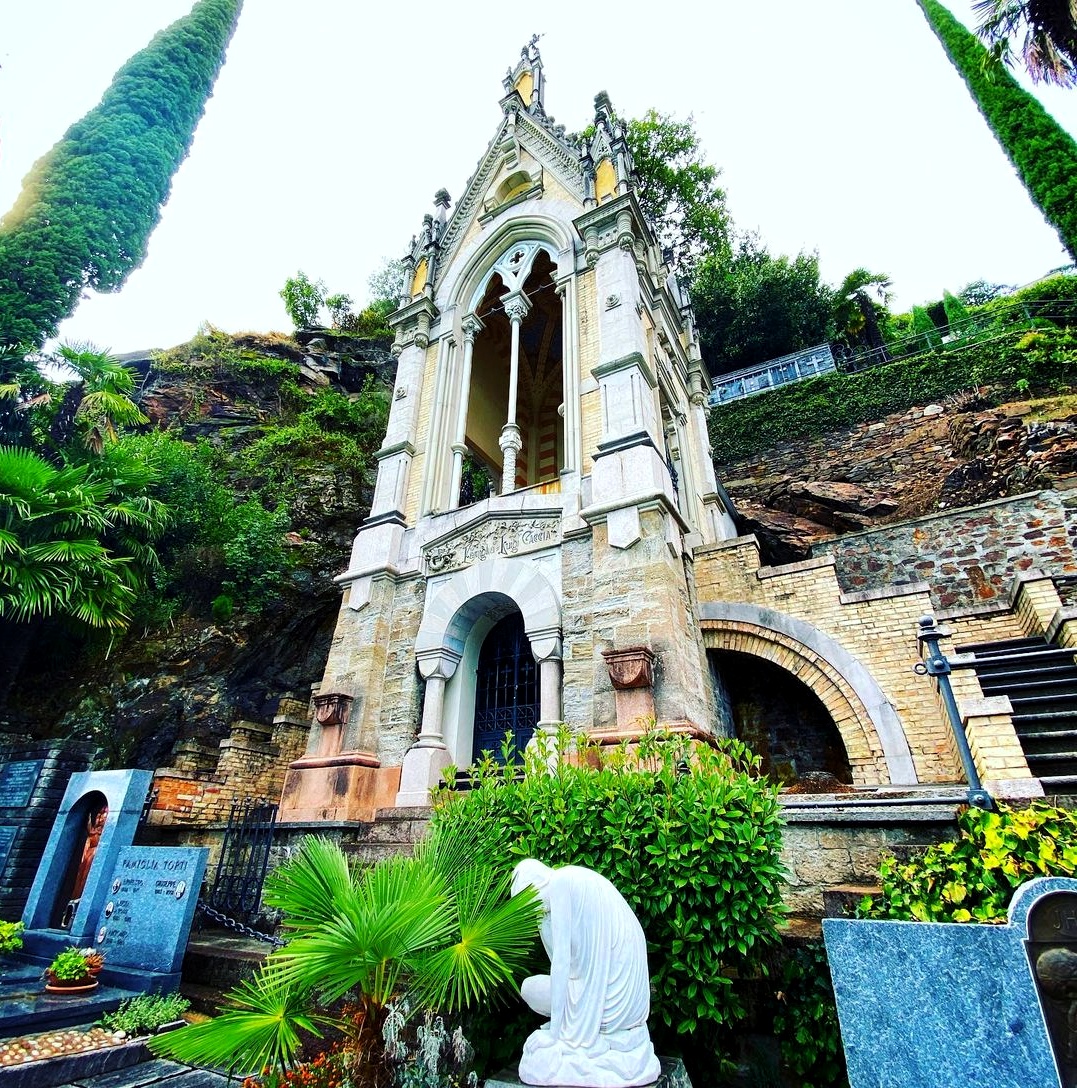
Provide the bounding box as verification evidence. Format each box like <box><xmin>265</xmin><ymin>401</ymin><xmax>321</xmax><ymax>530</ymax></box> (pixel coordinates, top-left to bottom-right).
<box><xmin>511</xmin><ymin>859</ymin><xmax>661</xmax><ymax>1088</ymax></box>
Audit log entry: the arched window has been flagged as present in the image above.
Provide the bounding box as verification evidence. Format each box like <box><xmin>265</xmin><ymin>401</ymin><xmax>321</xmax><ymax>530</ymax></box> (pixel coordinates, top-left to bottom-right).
<box><xmin>454</xmin><ymin>244</ymin><xmax>564</xmax><ymax>505</ymax></box>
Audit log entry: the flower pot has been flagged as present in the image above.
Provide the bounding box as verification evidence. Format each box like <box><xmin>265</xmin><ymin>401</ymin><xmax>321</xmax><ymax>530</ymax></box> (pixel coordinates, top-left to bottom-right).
<box><xmin>44</xmin><ymin>978</ymin><xmax>98</xmax><ymax>994</ymax></box>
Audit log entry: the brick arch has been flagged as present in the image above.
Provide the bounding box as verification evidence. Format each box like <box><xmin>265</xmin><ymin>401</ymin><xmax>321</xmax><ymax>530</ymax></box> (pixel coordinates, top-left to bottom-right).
<box><xmin>699</xmin><ymin>602</ymin><xmax>916</xmax><ymax>786</ymax></box>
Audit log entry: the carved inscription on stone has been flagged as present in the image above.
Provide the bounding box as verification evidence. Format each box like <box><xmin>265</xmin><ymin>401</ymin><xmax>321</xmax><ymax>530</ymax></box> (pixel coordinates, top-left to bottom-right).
<box><xmin>424</xmin><ymin>517</ymin><xmax>559</xmax><ymax>575</ymax></box>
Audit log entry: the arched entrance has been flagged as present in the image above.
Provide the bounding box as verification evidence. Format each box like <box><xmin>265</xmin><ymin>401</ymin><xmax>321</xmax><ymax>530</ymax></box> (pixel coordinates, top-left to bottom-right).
<box><xmin>698</xmin><ymin>602</ymin><xmax>917</xmax><ymax>786</ymax></box>
<box><xmin>396</xmin><ymin>556</ymin><xmax>563</xmax><ymax>805</ymax></box>
<box><xmin>712</xmin><ymin>650</ymin><xmax>852</xmax><ymax>785</ymax></box>
<box><xmin>473</xmin><ymin>611</ymin><xmax>539</xmax><ymax>764</ymax></box>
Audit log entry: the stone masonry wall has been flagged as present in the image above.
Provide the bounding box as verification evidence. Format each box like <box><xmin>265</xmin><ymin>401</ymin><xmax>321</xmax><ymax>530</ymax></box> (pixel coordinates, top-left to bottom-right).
<box><xmin>816</xmin><ymin>490</ymin><xmax>1077</xmax><ymax>611</ymax></box>
<box><xmin>695</xmin><ymin>539</ymin><xmax>958</xmax><ymax>784</ymax></box>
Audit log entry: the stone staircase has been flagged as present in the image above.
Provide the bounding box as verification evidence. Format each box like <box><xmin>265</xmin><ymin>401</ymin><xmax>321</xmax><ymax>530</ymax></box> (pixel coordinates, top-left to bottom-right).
<box><xmin>959</xmin><ymin>636</ymin><xmax>1077</xmax><ymax>792</ymax></box>
<box><xmin>338</xmin><ymin>806</ymin><xmax>431</xmax><ymax>866</ymax></box>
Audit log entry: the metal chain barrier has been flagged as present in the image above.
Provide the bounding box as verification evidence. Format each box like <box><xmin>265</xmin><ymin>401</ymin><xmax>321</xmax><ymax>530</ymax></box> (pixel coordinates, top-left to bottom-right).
<box><xmin>195</xmin><ymin>900</ymin><xmax>286</xmax><ymax>948</ymax></box>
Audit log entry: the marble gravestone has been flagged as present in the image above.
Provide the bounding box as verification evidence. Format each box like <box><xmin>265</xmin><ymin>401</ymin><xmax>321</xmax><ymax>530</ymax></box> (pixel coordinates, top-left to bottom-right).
<box><xmin>19</xmin><ymin>768</ymin><xmax>208</xmax><ymax>992</ymax></box>
<box><xmin>21</xmin><ymin>769</ymin><xmax>155</xmax><ymax>963</ymax></box>
<box><xmin>93</xmin><ymin>846</ymin><xmax>208</xmax><ymax>990</ymax></box>
<box><xmin>823</xmin><ymin>877</ymin><xmax>1077</xmax><ymax>1088</ymax></box>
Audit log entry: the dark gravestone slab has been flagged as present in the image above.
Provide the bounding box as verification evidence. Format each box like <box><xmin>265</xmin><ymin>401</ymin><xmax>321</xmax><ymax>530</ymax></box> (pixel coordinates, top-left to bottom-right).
<box><xmin>1027</xmin><ymin>890</ymin><xmax>1077</xmax><ymax>1087</ymax></box>
<box><xmin>0</xmin><ymin>827</ymin><xmax>18</xmax><ymax>878</ymax></box>
<box><xmin>0</xmin><ymin>744</ymin><xmax>93</xmax><ymax>920</ymax></box>
<box><xmin>95</xmin><ymin>846</ymin><xmax>208</xmax><ymax>979</ymax></box>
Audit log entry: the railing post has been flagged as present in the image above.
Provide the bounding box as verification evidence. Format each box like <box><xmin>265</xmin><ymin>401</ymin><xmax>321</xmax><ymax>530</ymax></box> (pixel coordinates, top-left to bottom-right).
<box><xmin>915</xmin><ymin>615</ymin><xmax>993</xmax><ymax>810</ymax></box>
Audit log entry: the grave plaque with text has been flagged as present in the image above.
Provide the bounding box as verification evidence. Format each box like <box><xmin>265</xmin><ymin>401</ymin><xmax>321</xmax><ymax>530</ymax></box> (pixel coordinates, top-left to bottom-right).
<box><xmin>0</xmin><ymin>761</ymin><xmax>44</xmax><ymax>808</ymax></box>
<box><xmin>94</xmin><ymin>846</ymin><xmax>208</xmax><ymax>975</ymax></box>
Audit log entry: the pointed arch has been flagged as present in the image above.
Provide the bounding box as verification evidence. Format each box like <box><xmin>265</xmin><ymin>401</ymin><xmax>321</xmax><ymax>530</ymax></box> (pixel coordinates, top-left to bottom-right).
<box><xmin>699</xmin><ymin>602</ymin><xmax>917</xmax><ymax>786</ymax></box>
<box><xmin>442</xmin><ymin>214</ymin><xmax>575</xmax><ymax>315</ymax></box>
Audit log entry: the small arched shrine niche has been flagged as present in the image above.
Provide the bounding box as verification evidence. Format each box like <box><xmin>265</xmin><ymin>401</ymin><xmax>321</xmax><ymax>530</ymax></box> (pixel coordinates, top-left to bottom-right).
<box><xmin>52</xmin><ymin>790</ymin><xmax>109</xmax><ymax>929</ymax></box>
<box><xmin>464</xmin><ymin>248</ymin><xmax>564</xmax><ymax>499</ymax></box>
<box><xmin>711</xmin><ymin>650</ymin><xmax>853</xmax><ymax>786</ymax></box>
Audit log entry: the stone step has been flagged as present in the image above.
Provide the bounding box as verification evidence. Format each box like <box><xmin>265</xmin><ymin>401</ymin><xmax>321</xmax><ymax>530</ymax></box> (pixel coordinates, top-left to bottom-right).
<box><xmin>822</xmin><ymin>884</ymin><xmax>881</xmax><ymax>919</ymax></box>
<box><xmin>958</xmin><ymin>636</ymin><xmax>1048</xmax><ymax>656</ymax></box>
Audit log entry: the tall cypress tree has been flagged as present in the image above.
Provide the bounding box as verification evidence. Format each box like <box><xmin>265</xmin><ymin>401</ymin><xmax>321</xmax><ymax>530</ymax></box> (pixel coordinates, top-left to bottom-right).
<box><xmin>916</xmin><ymin>0</ymin><xmax>1077</xmax><ymax>263</ymax></box>
<box><xmin>0</xmin><ymin>0</ymin><xmax>243</xmax><ymax>348</ymax></box>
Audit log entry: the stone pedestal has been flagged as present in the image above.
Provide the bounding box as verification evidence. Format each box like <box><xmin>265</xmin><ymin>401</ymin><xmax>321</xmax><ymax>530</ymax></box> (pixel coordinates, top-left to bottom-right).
<box><xmin>485</xmin><ymin>1055</ymin><xmax>691</xmax><ymax>1088</ymax></box>
<box><xmin>278</xmin><ymin>753</ymin><xmax>400</xmax><ymax>823</ymax></box>
<box><xmin>395</xmin><ymin>743</ymin><xmax>453</xmax><ymax>807</ymax></box>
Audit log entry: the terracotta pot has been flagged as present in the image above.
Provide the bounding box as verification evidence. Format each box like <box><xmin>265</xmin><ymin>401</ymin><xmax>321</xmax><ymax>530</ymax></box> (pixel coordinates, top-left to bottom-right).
<box><xmin>44</xmin><ymin>974</ymin><xmax>98</xmax><ymax>993</ymax></box>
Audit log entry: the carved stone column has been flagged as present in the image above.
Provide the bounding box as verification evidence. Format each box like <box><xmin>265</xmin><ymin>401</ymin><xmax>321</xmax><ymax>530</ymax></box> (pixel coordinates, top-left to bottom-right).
<box><xmin>449</xmin><ymin>315</ymin><xmax>484</xmax><ymax>507</ymax></box>
<box><xmin>396</xmin><ymin>648</ymin><xmax>460</xmax><ymax>806</ymax></box>
<box><xmin>500</xmin><ymin>293</ymin><xmax>531</xmax><ymax>493</ymax></box>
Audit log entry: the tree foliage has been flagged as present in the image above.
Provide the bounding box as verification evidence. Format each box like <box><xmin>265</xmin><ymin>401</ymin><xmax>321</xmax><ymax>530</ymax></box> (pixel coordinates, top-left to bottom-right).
<box><xmin>0</xmin><ymin>444</ymin><xmax>166</xmax><ymax>630</ymax></box>
<box><xmin>974</xmin><ymin>0</ymin><xmax>1077</xmax><ymax>86</ymax></box>
<box><xmin>626</xmin><ymin>110</ymin><xmax>730</xmax><ymax>276</ymax></box>
<box><xmin>280</xmin><ymin>271</ymin><xmax>327</xmax><ymax>330</ymax></box>
<box><xmin>0</xmin><ymin>0</ymin><xmax>243</xmax><ymax>348</ymax></box>
<box><xmin>691</xmin><ymin>236</ymin><xmax>834</xmax><ymax>374</ymax></box>
<box><xmin>831</xmin><ymin>268</ymin><xmax>892</xmax><ymax>355</ymax></box>
<box><xmin>918</xmin><ymin>0</ymin><xmax>1077</xmax><ymax>262</ymax></box>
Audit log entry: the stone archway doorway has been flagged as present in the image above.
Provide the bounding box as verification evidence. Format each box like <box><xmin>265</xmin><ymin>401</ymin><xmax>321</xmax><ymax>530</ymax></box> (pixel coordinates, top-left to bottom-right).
<box><xmin>473</xmin><ymin>611</ymin><xmax>540</xmax><ymax>764</ymax></box>
<box><xmin>712</xmin><ymin>650</ymin><xmax>852</xmax><ymax>785</ymax></box>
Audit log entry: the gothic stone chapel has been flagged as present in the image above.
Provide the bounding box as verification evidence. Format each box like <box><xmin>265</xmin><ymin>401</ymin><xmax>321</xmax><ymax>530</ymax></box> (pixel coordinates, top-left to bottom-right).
<box><xmin>275</xmin><ymin>43</ymin><xmax>1041</xmax><ymax>826</ymax></box>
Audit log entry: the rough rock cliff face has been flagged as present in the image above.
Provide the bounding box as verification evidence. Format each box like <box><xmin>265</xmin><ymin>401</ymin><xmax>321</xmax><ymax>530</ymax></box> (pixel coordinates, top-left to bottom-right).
<box><xmin>717</xmin><ymin>391</ymin><xmax>1077</xmax><ymax>564</ymax></box>
<box><xmin>2</xmin><ymin>332</ymin><xmax>395</xmax><ymax>770</ymax></box>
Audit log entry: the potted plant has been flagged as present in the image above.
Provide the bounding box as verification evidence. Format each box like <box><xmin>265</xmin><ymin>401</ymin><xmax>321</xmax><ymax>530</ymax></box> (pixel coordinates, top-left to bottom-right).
<box><xmin>44</xmin><ymin>946</ymin><xmax>98</xmax><ymax>993</ymax></box>
<box><xmin>0</xmin><ymin>921</ymin><xmax>23</xmax><ymax>957</ymax></box>
<box><xmin>80</xmin><ymin>947</ymin><xmax>104</xmax><ymax>977</ymax></box>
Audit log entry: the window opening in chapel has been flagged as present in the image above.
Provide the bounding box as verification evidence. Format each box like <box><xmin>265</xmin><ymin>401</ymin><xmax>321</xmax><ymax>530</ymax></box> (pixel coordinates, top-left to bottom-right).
<box><xmin>465</xmin><ymin>249</ymin><xmax>564</xmax><ymax>499</ymax></box>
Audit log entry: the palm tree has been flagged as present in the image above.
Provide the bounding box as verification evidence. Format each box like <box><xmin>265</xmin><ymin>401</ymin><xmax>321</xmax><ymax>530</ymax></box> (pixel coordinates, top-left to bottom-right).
<box><xmin>46</xmin><ymin>344</ymin><xmax>147</xmax><ymax>457</ymax></box>
<box><xmin>974</xmin><ymin>1</ymin><xmax>1077</xmax><ymax>86</ymax></box>
<box><xmin>0</xmin><ymin>444</ymin><xmax>168</xmax><ymax>703</ymax></box>
<box><xmin>149</xmin><ymin>834</ymin><xmax>540</xmax><ymax>1080</ymax></box>
<box><xmin>831</xmin><ymin>269</ymin><xmax>892</xmax><ymax>359</ymax></box>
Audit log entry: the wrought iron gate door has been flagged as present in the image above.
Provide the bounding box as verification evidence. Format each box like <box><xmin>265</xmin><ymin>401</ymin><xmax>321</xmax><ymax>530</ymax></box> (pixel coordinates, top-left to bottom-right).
<box><xmin>473</xmin><ymin>612</ymin><xmax>538</xmax><ymax>764</ymax></box>
<box><xmin>205</xmin><ymin>797</ymin><xmax>277</xmax><ymax>924</ymax></box>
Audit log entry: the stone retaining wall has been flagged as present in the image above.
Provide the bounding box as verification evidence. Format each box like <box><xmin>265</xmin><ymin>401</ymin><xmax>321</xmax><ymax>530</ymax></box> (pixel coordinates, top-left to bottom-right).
<box><xmin>816</xmin><ymin>490</ymin><xmax>1077</xmax><ymax>611</ymax></box>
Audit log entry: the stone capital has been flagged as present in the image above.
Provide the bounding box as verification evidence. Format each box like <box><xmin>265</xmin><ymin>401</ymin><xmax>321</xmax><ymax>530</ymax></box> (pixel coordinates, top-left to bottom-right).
<box><xmin>416</xmin><ymin>647</ymin><xmax>462</xmax><ymax>681</ymax></box>
<box><xmin>462</xmin><ymin>313</ymin><xmax>485</xmax><ymax>343</ymax></box>
<box><xmin>503</xmin><ymin>292</ymin><xmax>532</xmax><ymax>323</ymax></box>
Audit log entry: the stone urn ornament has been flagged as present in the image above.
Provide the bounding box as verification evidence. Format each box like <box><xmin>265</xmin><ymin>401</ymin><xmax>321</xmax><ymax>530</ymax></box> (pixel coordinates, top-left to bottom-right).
<box><xmin>510</xmin><ymin>859</ymin><xmax>661</xmax><ymax>1088</ymax></box>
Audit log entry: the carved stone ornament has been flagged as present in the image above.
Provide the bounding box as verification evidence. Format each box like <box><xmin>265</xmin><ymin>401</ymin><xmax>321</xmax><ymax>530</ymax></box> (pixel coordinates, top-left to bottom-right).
<box><xmin>424</xmin><ymin>516</ymin><xmax>560</xmax><ymax>575</ymax></box>
<box><xmin>601</xmin><ymin>647</ymin><xmax>655</xmax><ymax>690</ymax></box>
<box><xmin>312</xmin><ymin>692</ymin><xmax>352</xmax><ymax>727</ymax></box>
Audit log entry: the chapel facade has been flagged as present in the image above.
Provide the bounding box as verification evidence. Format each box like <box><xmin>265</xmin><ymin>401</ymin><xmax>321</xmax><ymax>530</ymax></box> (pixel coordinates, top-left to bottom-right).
<box><xmin>279</xmin><ymin>43</ymin><xmax>738</xmax><ymax>819</ymax></box>
<box><xmin>274</xmin><ymin>44</ymin><xmax>1051</xmax><ymax>824</ymax></box>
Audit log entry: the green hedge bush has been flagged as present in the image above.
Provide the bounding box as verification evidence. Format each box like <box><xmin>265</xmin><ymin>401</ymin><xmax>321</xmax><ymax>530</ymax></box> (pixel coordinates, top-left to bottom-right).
<box><xmin>429</xmin><ymin>731</ymin><xmax>785</xmax><ymax>1049</ymax></box>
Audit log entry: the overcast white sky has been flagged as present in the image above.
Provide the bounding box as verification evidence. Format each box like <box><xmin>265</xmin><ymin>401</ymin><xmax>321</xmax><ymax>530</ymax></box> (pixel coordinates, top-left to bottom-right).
<box><xmin>3</xmin><ymin>2</ymin><xmax>1077</xmax><ymax>354</ymax></box>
